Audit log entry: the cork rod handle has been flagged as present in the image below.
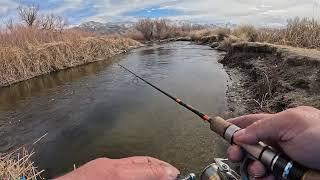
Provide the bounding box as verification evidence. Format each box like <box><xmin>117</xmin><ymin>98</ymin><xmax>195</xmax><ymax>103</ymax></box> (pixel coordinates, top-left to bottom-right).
<box><xmin>302</xmin><ymin>170</ymin><xmax>320</xmax><ymax>180</ymax></box>
<box><xmin>209</xmin><ymin>116</ymin><xmax>320</xmax><ymax>180</ymax></box>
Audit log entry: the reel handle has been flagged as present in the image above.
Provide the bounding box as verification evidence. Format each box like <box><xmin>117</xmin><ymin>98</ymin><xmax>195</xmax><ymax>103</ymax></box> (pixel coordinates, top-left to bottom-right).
<box><xmin>209</xmin><ymin>116</ymin><xmax>320</xmax><ymax>180</ymax></box>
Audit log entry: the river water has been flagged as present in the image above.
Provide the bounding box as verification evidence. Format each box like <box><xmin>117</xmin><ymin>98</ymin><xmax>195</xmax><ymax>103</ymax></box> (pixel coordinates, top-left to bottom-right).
<box><xmin>0</xmin><ymin>42</ymin><xmax>229</xmax><ymax>178</ymax></box>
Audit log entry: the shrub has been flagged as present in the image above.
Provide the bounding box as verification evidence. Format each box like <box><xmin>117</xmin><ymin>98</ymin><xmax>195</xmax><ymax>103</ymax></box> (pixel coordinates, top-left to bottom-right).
<box><xmin>284</xmin><ymin>17</ymin><xmax>320</xmax><ymax>48</ymax></box>
<box><xmin>232</xmin><ymin>25</ymin><xmax>258</xmax><ymax>42</ymax></box>
<box><xmin>256</xmin><ymin>28</ymin><xmax>285</xmax><ymax>44</ymax></box>
<box><xmin>214</xmin><ymin>27</ymin><xmax>231</xmax><ymax>41</ymax></box>
<box><xmin>189</xmin><ymin>29</ymin><xmax>216</xmax><ymax>41</ymax></box>
<box><xmin>134</xmin><ymin>19</ymin><xmax>155</xmax><ymax>41</ymax></box>
<box><xmin>134</xmin><ymin>19</ymin><xmax>209</xmax><ymax>41</ymax></box>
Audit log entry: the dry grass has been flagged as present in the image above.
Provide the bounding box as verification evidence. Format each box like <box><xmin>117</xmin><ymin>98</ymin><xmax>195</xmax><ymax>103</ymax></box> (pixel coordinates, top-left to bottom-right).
<box><xmin>130</xmin><ymin>17</ymin><xmax>320</xmax><ymax>50</ymax></box>
<box><xmin>189</xmin><ymin>29</ymin><xmax>215</xmax><ymax>41</ymax></box>
<box><xmin>232</xmin><ymin>25</ymin><xmax>258</xmax><ymax>42</ymax></box>
<box><xmin>256</xmin><ymin>28</ymin><xmax>285</xmax><ymax>44</ymax></box>
<box><xmin>0</xmin><ymin>26</ymin><xmax>140</xmax><ymax>87</ymax></box>
<box><xmin>236</xmin><ymin>18</ymin><xmax>320</xmax><ymax>49</ymax></box>
<box><xmin>217</xmin><ymin>35</ymin><xmax>242</xmax><ymax>51</ymax></box>
<box><xmin>122</xmin><ymin>30</ymin><xmax>146</xmax><ymax>41</ymax></box>
<box><xmin>186</xmin><ymin>17</ymin><xmax>320</xmax><ymax>50</ymax></box>
<box><xmin>284</xmin><ymin>17</ymin><xmax>320</xmax><ymax>48</ymax></box>
<box><xmin>0</xmin><ymin>147</ymin><xmax>43</xmax><ymax>180</ymax></box>
<box><xmin>0</xmin><ymin>26</ymin><xmax>94</xmax><ymax>48</ymax></box>
<box><xmin>189</xmin><ymin>28</ymin><xmax>230</xmax><ymax>42</ymax></box>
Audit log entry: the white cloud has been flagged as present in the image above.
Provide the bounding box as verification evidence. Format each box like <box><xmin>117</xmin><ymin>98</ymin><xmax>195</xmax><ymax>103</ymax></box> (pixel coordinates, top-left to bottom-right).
<box><xmin>162</xmin><ymin>0</ymin><xmax>319</xmax><ymax>26</ymax></box>
<box><xmin>0</xmin><ymin>0</ymin><xmax>319</xmax><ymax>26</ymax></box>
<box><xmin>45</xmin><ymin>0</ymin><xmax>84</xmax><ymax>14</ymax></box>
<box><xmin>0</xmin><ymin>0</ymin><xmax>19</xmax><ymax>15</ymax></box>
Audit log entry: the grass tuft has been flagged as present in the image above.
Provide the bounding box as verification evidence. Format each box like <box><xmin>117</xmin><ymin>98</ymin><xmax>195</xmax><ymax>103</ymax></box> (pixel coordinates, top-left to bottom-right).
<box><xmin>0</xmin><ymin>147</ymin><xmax>43</xmax><ymax>180</ymax></box>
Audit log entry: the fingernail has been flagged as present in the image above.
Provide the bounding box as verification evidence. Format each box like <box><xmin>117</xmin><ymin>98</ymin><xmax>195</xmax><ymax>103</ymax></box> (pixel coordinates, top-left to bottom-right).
<box><xmin>164</xmin><ymin>166</ymin><xmax>180</xmax><ymax>180</ymax></box>
<box><xmin>248</xmin><ymin>162</ymin><xmax>266</xmax><ymax>178</ymax></box>
<box><xmin>234</xmin><ymin>129</ymin><xmax>246</xmax><ymax>141</ymax></box>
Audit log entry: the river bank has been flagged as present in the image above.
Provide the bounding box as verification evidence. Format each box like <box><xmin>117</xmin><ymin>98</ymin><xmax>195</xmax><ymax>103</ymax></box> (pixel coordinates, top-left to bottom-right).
<box><xmin>0</xmin><ymin>31</ymin><xmax>141</xmax><ymax>87</ymax></box>
<box><xmin>0</xmin><ymin>42</ymin><xmax>229</xmax><ymax>179</ymax></box>
<box><xmin>0</xmin><ymin>31</ymin><xmax>141</xmax><ymax>179</ymax></box>
<box><xmin>218</xmin><ymin>42</ymin><xmax>320</xmax><ymax>115</ymax></box>
<box><xmin>176</xmin><ymin>27</ymin><xmax>320</xmax><ymax>114</ymax></box>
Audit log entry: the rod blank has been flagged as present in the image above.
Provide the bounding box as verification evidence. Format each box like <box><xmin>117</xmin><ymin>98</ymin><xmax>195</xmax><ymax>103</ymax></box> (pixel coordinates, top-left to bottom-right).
<box><xmin>118</xmin><ymin>64</ymin><xmax>318</xmax><ymax>180</ymax></box>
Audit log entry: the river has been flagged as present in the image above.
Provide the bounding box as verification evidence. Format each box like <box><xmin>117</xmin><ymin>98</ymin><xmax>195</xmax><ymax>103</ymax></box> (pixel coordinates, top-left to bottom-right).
<box><xmin>0</xmin><ymin>42</ymin><xmax>229</xmax><ymax>178</ymax></box>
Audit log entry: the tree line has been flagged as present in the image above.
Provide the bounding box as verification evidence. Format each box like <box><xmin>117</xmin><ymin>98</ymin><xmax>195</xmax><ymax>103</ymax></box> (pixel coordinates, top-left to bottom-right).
<box><xmin>134</xmin><ymin>19</ymin><xmax>206</xmax><ymax>41</ymax></box>
<box><xmin>5</xmin><ymin>4</ymin><xmax>67</xmax><ymax>32</ymax></box>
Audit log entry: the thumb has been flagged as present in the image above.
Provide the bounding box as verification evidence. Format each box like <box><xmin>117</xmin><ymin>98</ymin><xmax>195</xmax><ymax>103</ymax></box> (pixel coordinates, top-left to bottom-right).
<box><xmin>234</xmin><ymin>118</ymin><xmax>282</xmax><ymax>145</ymax></box>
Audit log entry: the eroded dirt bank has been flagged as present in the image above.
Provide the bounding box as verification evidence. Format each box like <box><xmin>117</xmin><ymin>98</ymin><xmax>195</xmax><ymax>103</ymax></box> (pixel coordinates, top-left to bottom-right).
<box><xmin>219</xmin><ymin>42</ymin><xmax>320</xmax><ymax>115</ymax></box>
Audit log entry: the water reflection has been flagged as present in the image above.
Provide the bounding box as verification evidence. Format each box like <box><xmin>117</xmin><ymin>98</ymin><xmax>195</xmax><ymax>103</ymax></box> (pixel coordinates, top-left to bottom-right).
<box><xmin>0</xmin><ymin>42</ymin><xmax>229</xmax><ymax>178</ymax></box>
<box><xmin>0</xmin><ymin>59</ymin><xmax>114</xmax><ymax>110</ymax></box>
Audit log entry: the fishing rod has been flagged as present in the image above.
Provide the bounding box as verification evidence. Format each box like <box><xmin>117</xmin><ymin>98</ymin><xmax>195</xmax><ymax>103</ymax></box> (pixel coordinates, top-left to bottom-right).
<box><xmin>118</xmin><ymin>64</ymin><xmax>320</xmax><ymax>180</ymax></box>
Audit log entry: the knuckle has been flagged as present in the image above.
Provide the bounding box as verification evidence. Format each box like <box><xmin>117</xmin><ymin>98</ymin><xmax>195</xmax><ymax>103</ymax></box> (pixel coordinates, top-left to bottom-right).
<box><xmin>89</xmin><ymin>158</ymin><xmax>110</xmax><ymax>166</ymax></box>
<box><xmin>252</xmin><ymin>120</ymin><xmax>263</xmax><ymax>128</ymax></box>
<box><xmin>292</xmin><ymin>106</ymin><xmax>314</xmax><ymax>112</ymax></box>
<box><xmin>286</xmin><ymin>107</ymin><xmax>303</xmax><ymax>117</ymax></box>
<box><xmin>95</xmin><ymin>157</ymin><xmax>109</xmax><ymax>162</ymax></box>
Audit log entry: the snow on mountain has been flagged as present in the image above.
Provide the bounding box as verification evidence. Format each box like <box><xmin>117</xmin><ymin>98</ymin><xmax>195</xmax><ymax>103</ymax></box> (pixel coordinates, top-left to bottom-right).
<box><xmin>76</xmin><ymin>21</ymin><xmax>134</xmax><ymax>34</ymax></box>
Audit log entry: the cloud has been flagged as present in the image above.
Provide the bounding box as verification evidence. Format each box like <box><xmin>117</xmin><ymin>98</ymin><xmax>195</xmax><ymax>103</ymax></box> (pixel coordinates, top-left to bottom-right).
<box><xmin>1</xmin><ymin>0</ymin><xmax>319</xmax><ymax>26</ymax></box>
<box><xmin>0</xmin><ymin>0</ymin><xmax>19</xmax><ymax>15</ymax></box>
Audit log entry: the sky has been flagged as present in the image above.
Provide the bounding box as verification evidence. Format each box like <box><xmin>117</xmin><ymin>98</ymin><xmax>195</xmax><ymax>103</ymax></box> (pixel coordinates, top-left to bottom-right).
<box><xmin>1</xmin><ymin>0</ymin><xmax>320</xmax><ymax>26</ymax></box>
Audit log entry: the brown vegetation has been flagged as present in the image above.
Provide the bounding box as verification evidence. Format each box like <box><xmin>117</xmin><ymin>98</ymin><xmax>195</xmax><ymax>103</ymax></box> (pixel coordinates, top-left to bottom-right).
<box><xmin>0</xmin><ymin>27</ymin><xmax>140</xmax><ymax>87</ymax></box>
<box><xmin>189</xmin><ymin>17</ymin><xmax>320</xmax><ymax>51</ymax></box>
<box><xmin>0</xmin><ymin>4</ymin><xmax>140</xmax><ymax>87</ymax></box>
<box><xmin>133</xmin><ymin>19</ymin><xmax>206</xmax><ymax>41</ymax></box>
<box><xmin>256</xmin><ymin>18</ymin><xmax>320</xmax><ymax>49</ymax></box>
<box><xmin>0</xmin><ymin>6</ymin><xmax>140</xmax><ymax>177</ymax></box>
<box><xmin>132</xmin><ymin>17</ymin><xmax>320</xmax><ymax>51</ymax></box>
<box><xmin>0</xmin><ymin>147</ymin><xmax>43</xmax><ymax>180</ymax></box>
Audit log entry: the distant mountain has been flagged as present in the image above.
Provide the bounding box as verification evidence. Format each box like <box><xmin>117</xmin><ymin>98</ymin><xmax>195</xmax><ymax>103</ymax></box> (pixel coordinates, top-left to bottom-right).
<box><xmin>75</xmin><ymin>20</ymin><xmax>236</xmax><ymax>34</ymax></box>
<box><xmin>75</xmin><ymin>21</ymin><xmax>134</xmax><ymax>34</ymax></box>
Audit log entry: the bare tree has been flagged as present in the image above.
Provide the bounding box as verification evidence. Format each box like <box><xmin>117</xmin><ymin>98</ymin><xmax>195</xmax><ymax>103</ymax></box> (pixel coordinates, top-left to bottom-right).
<box><xmin>17</xmin><ymin>5</ymin><xmax>39</xmax><ymax>26</ymax></box>
<box><xmin>39</xmin><ymin>14</ymin><xmax>67</xmax><ymax>32</ymax></box>
<box><xmin>154</xmin><ymin>19</ymin><xmax>172</xmax><ymax>39</ymax></box>
<box><xmin>135</xmin><ymin>19</ymin><xmax>154</xmax><ymax>41</ymax></box>
<box><xmin>5</xmin><ymin>18</ymin><xmax>14</xmax><ymax>31</ymax></box>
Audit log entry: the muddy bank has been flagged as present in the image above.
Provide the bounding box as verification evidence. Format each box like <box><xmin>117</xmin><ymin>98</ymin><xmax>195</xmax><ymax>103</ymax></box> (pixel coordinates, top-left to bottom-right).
<box><xmin>219</xmin><ymin>42</ymin><xmax>320</xmax><ymax>114</ymax></box>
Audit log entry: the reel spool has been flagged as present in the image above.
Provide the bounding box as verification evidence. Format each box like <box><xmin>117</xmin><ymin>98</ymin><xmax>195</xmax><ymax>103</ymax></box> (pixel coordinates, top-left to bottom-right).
<box><xmin>201</xmin><ymin>159</ymin><xmax>240</xmax><ymax>180</ymax></box>
<box><xmin>179</xmin><ymin>159</ymin><xmax>241</xmax><ymax>180</ymax></box>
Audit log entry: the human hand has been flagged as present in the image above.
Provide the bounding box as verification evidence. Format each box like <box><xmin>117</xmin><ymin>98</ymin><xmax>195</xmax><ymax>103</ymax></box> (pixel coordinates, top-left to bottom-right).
<box><xmin>55</xmin><ymin>156</ymin><xmax>180</xmax><ymax>180</ymax></box>
<box><xmin>227</xmin><ymin>106</ymin><xmax>320</xmax><ymax>180</ymax></box>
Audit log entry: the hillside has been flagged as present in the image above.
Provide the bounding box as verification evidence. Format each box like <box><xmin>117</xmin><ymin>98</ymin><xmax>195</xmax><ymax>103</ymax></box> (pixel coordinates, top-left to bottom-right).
<box><xmin>75</xmin><ymin>21</ymin><xmax>134</xmax><ymax>34</ymax></box>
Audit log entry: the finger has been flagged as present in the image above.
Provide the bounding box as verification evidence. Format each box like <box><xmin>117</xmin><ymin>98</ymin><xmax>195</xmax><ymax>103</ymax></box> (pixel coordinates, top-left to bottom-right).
<box><xmin>228</xmin><ymin>114</ymin><xmax>274</xmax><ymax>128</ymax></box>
<box><xmin>234</xmin><ymin>117</ymin><xmax>282</xmax><ymax>145</ymax></box>
<box><xmin>120</xmin><ymin>156</ymin><xmax>167</xmax><ymax>165</ymax></box>
<box><xmin>143</xmin><ymin>158</ymin><xmax>180</xmax><ymax>180</ymax></box>
<box><xmin>248</xmin><ymin>161</ymin><xmax>267</xmax><ymax>178</ymax></box>
<box><xmin>120</xmin><ymin>157</ymin><xmax>180</xmax><ymax>180</ymax></box>
<box><xmin>227</xmin><ymin>145</ymin><xmax>244</xmax><ymax>162</ymax></box>
<box><xmin>253</xmin><ymin>175</ymin><xmax>275</xmax><ymax>180</ymax></box>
